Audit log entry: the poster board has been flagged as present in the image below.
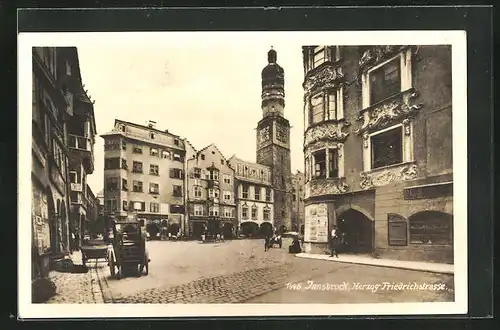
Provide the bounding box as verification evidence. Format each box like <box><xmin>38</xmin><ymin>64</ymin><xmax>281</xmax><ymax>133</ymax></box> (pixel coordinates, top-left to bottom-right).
<box><xmin>304</xmin><ymin>203</ymin><xmax>328</xmax><ymax>243</ymax></box>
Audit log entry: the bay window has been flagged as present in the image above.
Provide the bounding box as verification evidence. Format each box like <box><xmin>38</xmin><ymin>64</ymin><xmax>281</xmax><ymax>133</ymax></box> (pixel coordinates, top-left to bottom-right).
<box><xmin>313</xmin><ymin>151</ymin><xmax>326</xmax><ymax>178</ymax></box>
<box><xmin>328</xmin><ymin>149</ymin><xmax>339</xmax><ymax>178</ymax></box>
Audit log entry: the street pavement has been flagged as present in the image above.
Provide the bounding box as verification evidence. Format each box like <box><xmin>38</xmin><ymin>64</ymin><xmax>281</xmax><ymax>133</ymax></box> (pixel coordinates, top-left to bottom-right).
<box><xmin>97</xmin><ymin>239</ymin><xmax>454</xmax><ymax>304</ymax></box>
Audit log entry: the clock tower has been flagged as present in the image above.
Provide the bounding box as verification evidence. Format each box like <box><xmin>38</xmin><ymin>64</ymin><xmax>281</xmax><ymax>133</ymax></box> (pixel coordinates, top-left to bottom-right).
<box><xmin>256</xmin><ymin>47</ymin><xmax>293</xmax><ymax>232</ymax></box>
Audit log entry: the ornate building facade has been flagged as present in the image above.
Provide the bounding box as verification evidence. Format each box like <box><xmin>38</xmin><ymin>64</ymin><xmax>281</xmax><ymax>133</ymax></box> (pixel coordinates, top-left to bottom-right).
<box><xmin>302</xmin><ymin>45</ymin><xmax>453</xmax><ymax>263</ymax></box>
<box><xmin>256</xmin><ymin>48</ymin><xmax>294</xmax><ymax>233</ymax></box>
<box><xmin>227</xmin><ymin>156</ymin><xmax>274</xmax><ymax>237</ymax></box>
<box><xmin>100</xmin><ymin>120</ymin><xmax>186</xmax><ymax>238</ymax></box>
<box><xmin>31</xmin><ymin>47</ymin><xmax>95</xmax><ymax>279</ymax></box>
<box><xmin>184</xmin><ymin>144</ymin><xmax>237</xmax><ymax>239</ymax></box>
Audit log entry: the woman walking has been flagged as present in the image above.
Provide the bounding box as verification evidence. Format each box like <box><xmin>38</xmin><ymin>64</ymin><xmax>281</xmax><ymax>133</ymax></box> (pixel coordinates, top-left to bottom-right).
<box><xmin>330</xmin><ymin>225</ymin><xmax>340</xmax><ymax>258</ymax></box>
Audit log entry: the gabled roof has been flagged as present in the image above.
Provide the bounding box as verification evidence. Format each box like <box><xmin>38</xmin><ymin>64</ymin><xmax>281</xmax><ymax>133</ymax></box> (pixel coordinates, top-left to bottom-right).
<box><xmin>197</xmin><ymin>143</ymin><xmax>228</xmax><ymax>162</ymax></box>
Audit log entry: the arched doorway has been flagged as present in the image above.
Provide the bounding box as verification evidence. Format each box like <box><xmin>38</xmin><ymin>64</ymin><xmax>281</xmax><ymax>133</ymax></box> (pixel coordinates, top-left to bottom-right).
<box><xmin>337</xmin><ymin>209</ymin><xmax>374</xmax><ymax>254</ymax></box>
<box><xmin>408</xmin><ymin>211</ymin><xmax>453</xmax><ymax>246</ymax></box>
<box><xmin>222</xmin><ymin>223</ymin><xmax>234</xmax><ymax>239</ymax></box>
<box><xmin>241</xmin><ymin>222</ymin><xmax>258</xmax><ymax>237</ymax></box>
<box><xmin>259</xmin><ymin>222</ymin><xmax>273</xmax><ymax>237</ymax></box>
<box><xmin>46</xmin><ymin>188</ymin><xmax>57</xmax><ymax>254</ymax></box>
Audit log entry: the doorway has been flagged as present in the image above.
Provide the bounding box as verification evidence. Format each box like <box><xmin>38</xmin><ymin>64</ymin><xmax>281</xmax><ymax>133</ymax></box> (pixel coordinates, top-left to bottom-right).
<box><xmin>337</xmin><ymin>209</ymin><xmax>374</xmax><ymax>254</ymax></box>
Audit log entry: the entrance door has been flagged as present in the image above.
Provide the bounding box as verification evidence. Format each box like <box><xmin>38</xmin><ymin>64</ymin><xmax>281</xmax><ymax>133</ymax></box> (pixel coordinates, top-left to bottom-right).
<box><xmin>337</xmin><ymin>209</ymin><xmax>373</xmax><ymax>253</ymax></box>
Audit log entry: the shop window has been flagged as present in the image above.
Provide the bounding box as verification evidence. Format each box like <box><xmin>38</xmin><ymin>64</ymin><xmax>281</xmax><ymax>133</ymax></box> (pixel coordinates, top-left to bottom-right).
<box><xmin>369</xmin><ymin>58</ymin><xmax>401</xmax><ymax>105</ymax></box>
<box><xmin>409</xmin><ymin>211</ymin><xmax>453</xmax><ymax>245</ymax></box>
<box><xmin>371</xmin><ymin>126</ymin><xmax>403</xmax><ymax>169</ymax></box>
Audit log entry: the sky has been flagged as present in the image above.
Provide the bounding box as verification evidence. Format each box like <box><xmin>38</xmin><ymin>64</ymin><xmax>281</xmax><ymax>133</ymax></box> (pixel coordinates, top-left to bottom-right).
<box><xmin>77</xmin><ymin>41</ymin><xmax>305</xmax><ymax>194</ymax></box>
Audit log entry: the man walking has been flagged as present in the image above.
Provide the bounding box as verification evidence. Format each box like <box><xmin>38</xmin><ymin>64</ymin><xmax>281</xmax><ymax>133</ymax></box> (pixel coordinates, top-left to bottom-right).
<box><xmin>264</xmin><ymin>234</ymin><xmax>271</xmax><ymax>252</ymax></box>
<box><xmin>330</xmin><ymin>225</ymin><xmax>339</xmax><ymax>258</ymax></box>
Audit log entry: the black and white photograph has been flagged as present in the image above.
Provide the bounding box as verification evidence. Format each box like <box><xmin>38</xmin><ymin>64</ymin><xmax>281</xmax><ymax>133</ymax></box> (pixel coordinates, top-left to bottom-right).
<box><xmin>19</xmin><ymin>30</ymin><xmax>467</xmax><ymax>318</ymax></box>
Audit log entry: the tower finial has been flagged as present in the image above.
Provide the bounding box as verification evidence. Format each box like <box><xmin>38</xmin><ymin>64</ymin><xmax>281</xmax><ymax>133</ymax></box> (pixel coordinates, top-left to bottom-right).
<box><xmin>268</xmin><ymin>47</ymin><xmax>277</xmax><ymax>64</ymax></box>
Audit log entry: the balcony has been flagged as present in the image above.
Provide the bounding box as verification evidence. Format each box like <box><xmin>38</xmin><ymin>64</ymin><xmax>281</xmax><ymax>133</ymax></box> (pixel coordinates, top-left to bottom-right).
<box><xmin>68</xmin><ymin>134</ymin><xmax>94</xmax><ymax>174</ymax></box>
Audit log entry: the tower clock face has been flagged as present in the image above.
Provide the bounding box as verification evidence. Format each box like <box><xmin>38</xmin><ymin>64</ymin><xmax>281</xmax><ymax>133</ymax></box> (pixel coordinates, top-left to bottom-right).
<box><xmin>259</xmin><ymin>126</ymin><xmax>270</xmax><ymax>144</ymax></box>
<box><xmin>276</xmin><ymin>124</ymin><xmax>288</xmax><ymax>143</ymax></box>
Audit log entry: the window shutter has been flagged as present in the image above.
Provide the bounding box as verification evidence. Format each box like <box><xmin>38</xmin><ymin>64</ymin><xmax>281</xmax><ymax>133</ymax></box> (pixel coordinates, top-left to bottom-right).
<box><xmin>387</xmin><ymin>213</ymin><xmax>408</xmax><ymax>246</ymax></box>
<box><xmin>141</xmin><ymin>202</ymin><xmax>146</xmax><ymax>211</ymax></box>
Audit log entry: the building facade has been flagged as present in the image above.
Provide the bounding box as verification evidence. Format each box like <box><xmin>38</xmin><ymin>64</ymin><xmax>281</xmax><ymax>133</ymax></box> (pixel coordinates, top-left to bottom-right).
<box><xmin>291</xmin><ymin>170</ymin><xmax>306</xmax><ymax>233</ymax></box>
<box><xmin>32</xmin><ymin>47</ymin><xmax>91</xmax><ymax>278</ymax></box>
<box><xmin>185</xmin><ymin>144</ymin><xmax>237</xmax><ymax>239</ymax></box>
<box><xmin>100</xmin><ymin>120</ymin><xmax>186</xmax><ymax>238</ymax></box>
<box><xmin>227</xmin><ymin>156</ymin><xmax>274</xmax><ymax>237</ymax></box>
<box><xmin>256</xmin><ymin>48</ymin><xmax>294</xmax><ymax>233</ymax></box>
<box><xmin>302</xmin><ymin>45</ymin><xmax>453</xmax><ymax>263</ymax></box>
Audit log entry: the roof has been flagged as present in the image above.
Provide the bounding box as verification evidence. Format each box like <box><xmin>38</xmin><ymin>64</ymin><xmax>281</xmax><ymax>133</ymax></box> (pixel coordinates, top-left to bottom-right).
<box><xmin>114</xmin><ymin>119</ymin><xmax>181</xmax><ymax>138</ymax></box>
<box><xmin>227</xmin><ymin>155</ymin><xmax>271</xmax><ymax>171</ymax></box>
<box><xmin>197</xmin><ymin>143</ymin><xmax>228</xmax><ymax>162</ymax></box>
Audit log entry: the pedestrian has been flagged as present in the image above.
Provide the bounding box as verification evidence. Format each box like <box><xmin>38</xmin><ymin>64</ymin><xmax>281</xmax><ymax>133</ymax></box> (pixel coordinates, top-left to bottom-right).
<box><xmin>264</xmin><ymin>234</ymin><xmax>271</xmax><ymax>252</ymax></box>
<box><xmin>330</xmin><ymin>225</ymin><xmax>339</xmax><ymax>258</ymax></box>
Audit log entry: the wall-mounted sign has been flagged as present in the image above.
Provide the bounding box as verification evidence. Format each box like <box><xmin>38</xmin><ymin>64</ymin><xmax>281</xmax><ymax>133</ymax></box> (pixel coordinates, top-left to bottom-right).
<box><xmin>304</xmin><ymin>203</ymin><xmax>328</xmax><ymax>243</ymax></box>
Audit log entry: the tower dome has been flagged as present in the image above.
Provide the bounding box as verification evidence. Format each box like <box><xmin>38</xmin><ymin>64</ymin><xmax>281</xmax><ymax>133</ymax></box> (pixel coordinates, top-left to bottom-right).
<box><xmin>261</xmin><ymin>47</ymin><xmax>285</xmax><ymax>110</ymax></box>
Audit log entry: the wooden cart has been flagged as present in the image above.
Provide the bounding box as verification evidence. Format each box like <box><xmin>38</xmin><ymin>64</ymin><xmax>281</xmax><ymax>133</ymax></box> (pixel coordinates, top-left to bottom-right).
<box><xmin>81</xmin><ymin>239</ymin><xmax>109</xmax><ymax>267</ymax></box>
<box><xmin>107</xmin><ymin>220</ymin><xmax>149</xmax><ymax>279</ymax></box>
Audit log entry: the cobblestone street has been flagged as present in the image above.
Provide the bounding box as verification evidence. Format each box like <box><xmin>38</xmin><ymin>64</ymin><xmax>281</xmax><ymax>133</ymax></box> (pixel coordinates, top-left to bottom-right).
<box><xmin>98</xmin><ymin>239</ymin><xmax>454</xmax><ymax>304</ymax></box>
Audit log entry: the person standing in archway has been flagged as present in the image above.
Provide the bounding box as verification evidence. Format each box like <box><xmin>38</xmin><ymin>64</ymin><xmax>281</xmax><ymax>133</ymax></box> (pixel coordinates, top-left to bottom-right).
<box><xmin>330</xmin><ymin>225</ymin><xmax>339</xmax><ymax>258</ymax></box>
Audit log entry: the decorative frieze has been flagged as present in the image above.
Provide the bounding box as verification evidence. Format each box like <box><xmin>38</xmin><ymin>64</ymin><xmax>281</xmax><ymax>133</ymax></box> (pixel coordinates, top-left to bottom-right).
<box><xmin>359</xmin><ymin>46</ymin><xmax>410</xmax><ymax>73</ymax></box>
<box><xmin>304</xmin><ymin>121</ymin><xmax>349</xmax><ymax>148</ymax></box>
<box><xmin>303</xmin><ymin>64</ymin><xmax>344</xmax><ymax>95</ymax></box>
<box><xmin>360</xmin><ymin>163</ymin><xmax>418</xmax><ymax>190</ymax></box>
<box><xmin>355</xmin><ymin>88</ymin><xmax>423</xmax><ymax>135</ymax></box>
<box><xmin>305</xmin><ymin>177</ymin><xmax>349</xmax><ymax>199</ymax></box>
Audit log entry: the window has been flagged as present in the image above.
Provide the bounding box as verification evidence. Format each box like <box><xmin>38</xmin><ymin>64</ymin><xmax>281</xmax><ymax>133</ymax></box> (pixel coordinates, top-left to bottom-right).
<box><xmin>328</xmin><ymin>149</ymin><xmax>339</xmax><ymax>178</ymax></box>
<box><xmin>251</xmin><ymin>206</ymin><xmax>258</xmax><ymax>220</ymax></box>
<box><xmin>121</xmin><ymin>140</ymin><xmax>127</xmax><ymax>150</ymax></box>
<box><xmin>194</xmin><ymin>168</ymin><xmax>201</xmax><ymax>178</ymax></box>
<box><xmin>263</xmin><ymin>208</ymin><xmax>270</xmax><ymax>221</ymax></box>
<box><xmin>121</xmin><ymin>158</ymin><xmax>127</xmax><ymax>169</ymax></box>
<box><xmin>371</xmin><ymin>126</ymin><xmax>403</xmax><ymax>169</ymax></box>
<box><xmin>242</xmin><ymin>206</ymin><xmax>248</xmax><ymax>219</ymax></box>
<box><xmin>150</xmin><ymin>148</ymin><xmax>159</xmax><ymax>157</ymax></box>
<box><xmin>209</xmin><ymin>206</ymin><xmax>219</xmax><ymax>216</ymax></box>
<box><xmin>310</xmin><ymin>93</ymin><xmax>324</xmax><ymax>124</ymax></box>
<box><xmin>105</xmin><ymin>198</ymin><xmax>117</xmax><ymax>212</ymax></box>
<box><xmin>133</xmin><ymin>180</ymin><xmax>143</xmax><ymax>192</ymax></box>
<box><xmin>120</xmin><ymin>125</ymin><xmax>125</xmax><ymax>132</ymax></box>
<box><xmin>194</xmin><ymin>186</ymin><xmax>202</xmax><ymax>199</ymax></box>
<box><xmin>150</xmin><ymin>132</ymin><xmax>155</xmax><ymax>140</ymax></box>
<box><xmin>409</xmin><ymin>211</ymin><xmax>453</xmax><ymax>245</ymax></box>
<box><xmin>370</xmin><ymin>58</ymin><xmax>401</xmax><ymax>105</ymax></box>
<box><xmin>242</xmin><ymin>185</ymin><xmax>249</xmax><ymax>199</ymax></box>
<box><xmin>224</xmin><ymin>208</ymin><xmax>233</xmax><ymax>218</ymax></box>
<box><xmin>174</xmin><ymin>139</ymin><xmax>179</xmax><ymax>146</ymax></box>
<box><xmin>149</xmin><ymin>183</ymin><xmax>159</xmax><ymax>194</ymax></box>
<box><xmin>194</xmin><ymin>205</ymin><xmax>204</xmax><ymax>216</ymax></box>
<box><xmin>150</xmin><ymin>202</ymin><xmax>160</xmax><ymax>213</ymax></box>
<box><xmin>254</xmin><ymin>187</ymin><xmax>261</xmax><ymax>201</ymax></box>
<box><xmin>210</xmin><ymin>170</ymin><xmax>219</xmax><ymax>181</ymax></box>
<box><xmin>266</xmin><ymin>188</ymin><xmax>272</xmax><ymax>202</ymax></box>
<box><xmin>170</xmin><ymin>168</ymin><xmax>183</xmax><ymax>179</ymax></box>
<box><xmin>173</xmin><ymin>153</ymin><xmax>183</xmax><ymax>162</ymax></box>
<box><xmin>131</xmin><ymin>201</ymin><xmax>145</xmax><ymax>211</ymax></box>
<box><xmin>313</xmin><ymin>46</ymin><xmax>326</xmax><ymax>68</ymax></box>
<box><xmin>162</xmin><ymin>150</ymin><xmax>170</xmax><ymax>159</ymax></box>
<box><xmin>208</xmin><ymin>189</ymin><xmax>219</xmax><ymax>199</ymax></box>
<box><xmin>314</xmin><ymin>151</ymin><xmax>326</xmax><ymax>178</ymax></box>
<box><xmin>132</xmin><ymin>161</ymin><xmax>143</xmax><ymax>173</ymax></box>
<box><xmin>104</xmin><ymin>157</ymin><xmax>120</xmax><ymax>170</ymax></box>
<box><xmin>201</xmin><ymin>154</ymin><xmax>205</xmax><ymax>160</ymax></box>
<box><xmin>173</xmin><ymin>185</ymin><xmax>183</xmax><ymax>197</ymax></box>
<box><xmin>122</xmin><ymin>200</ymin><xmax>128</xmax><ymax>211</ymax></box>
<box><xmin>133</xmin><ymin>145</ymin><xmax>143</xmax><ymax>154</ymax></box>
<box><xmin>69</xmin><ymin>171</ymin><xmax>79</xmax><ymax>184</ymax></box>
<box><xmin>104</xmin><ymin>139</ymin><xmax>120</xmax><ymax>151</ymax></box>
<box><xmin>122</xmin><ymin>178</ymin><xmax>128</xmax><ymax>191</ymax></box>
<box><xmin>105</xmin><ymin>177</ymin><xmax>119</xmax><ymax>191</ymax></box>
<box><xmin>148</xmin><ymin>164</ymin><xmax>158</xmax><ymax>176</ymax></box>
<box><xmin>223</xmin><ymin>191</ymin><xmax>231</xmax><ymax>202</ymax></box>
<box><xmin>220</xmin><ymin>159</ymin><xmax>225</xmax><ymax>165</ymax></box>
<box><xmin>328</xmin><ymin>91</ymin><xmax>337</xmax><ymax>120</ymax></box>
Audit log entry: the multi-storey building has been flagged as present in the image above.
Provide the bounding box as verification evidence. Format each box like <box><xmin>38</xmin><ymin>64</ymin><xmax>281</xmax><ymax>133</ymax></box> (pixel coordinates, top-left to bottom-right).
<box><xmin>301</xmin><ymin>45</ymin><xmax>453</xmax><ymax>263</ymax></box>
<box><xmin>227</xmin><ymin>156</ymin><xmax>274</xmax><ymax>237</ymax></box>
<box><xmin>291</xmin><ymin>170</ymin><xmax>305</xmax><ymax>233</ymax></box>
<box><xmin>185</xmin><ymin>144</ymin><xmax>237</xmax><ymax>239</ymax></box>
<box><xmin>100</xmin><ymin>120</ymin><xmax>186</xmax><ymax>238</ymax></box>
<box><xmin>256</xmin><ymin>48</ymin><xmax>294</xmax><ymax>233</ymax></box>
<box><xmin>63</xmin><ymin>47</ymin><xmax>98</xmax><ymax>247</ymax></box>
<box><xmin>31</xmin><ymin>47</ymin><xmax>90</xmax><ymax>277</ymax></box>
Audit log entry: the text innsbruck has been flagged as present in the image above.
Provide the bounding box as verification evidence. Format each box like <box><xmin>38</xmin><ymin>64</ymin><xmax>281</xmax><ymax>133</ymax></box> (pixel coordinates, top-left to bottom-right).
<box><xmin>285</xmin><ymin>281</ymin><xmax>450</xmax><ymax>293</ymax></box>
